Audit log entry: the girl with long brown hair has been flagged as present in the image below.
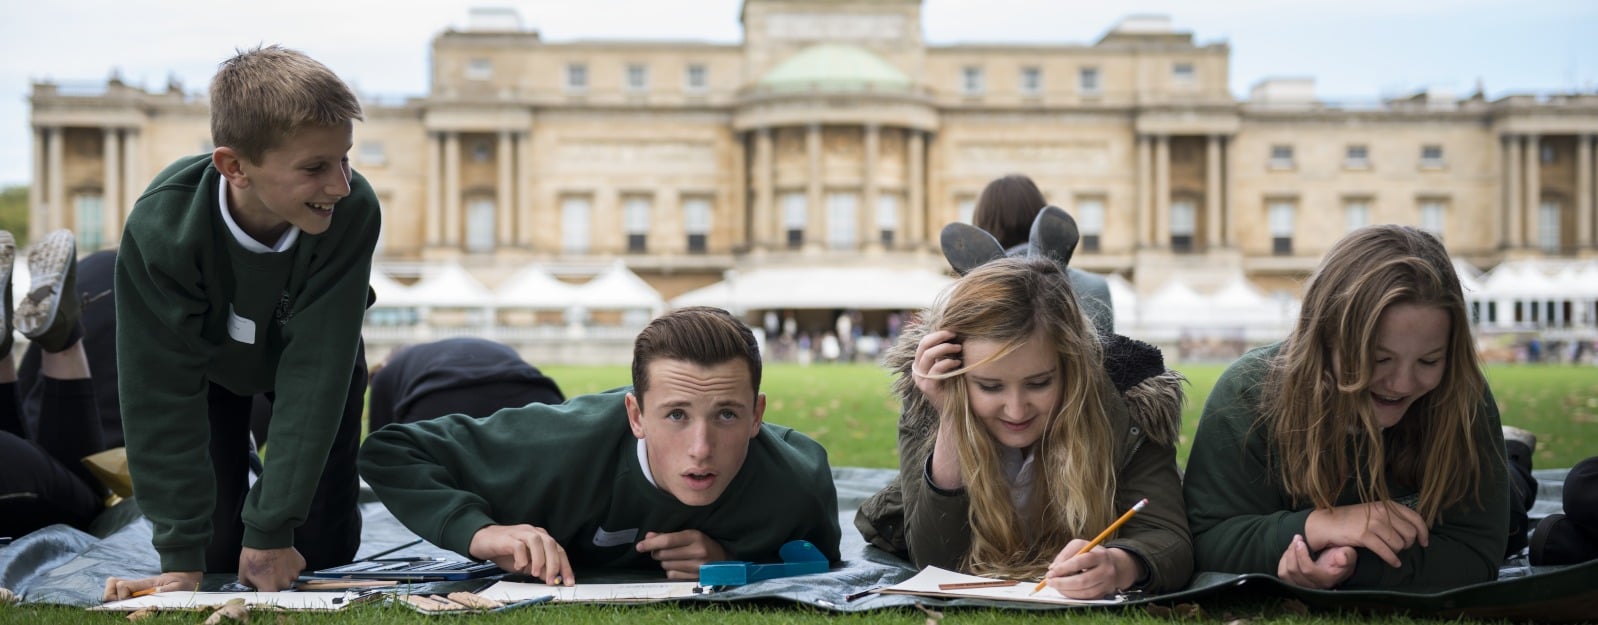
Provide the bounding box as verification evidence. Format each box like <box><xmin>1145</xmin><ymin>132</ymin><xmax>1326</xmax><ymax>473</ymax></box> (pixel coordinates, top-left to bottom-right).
<box><xmin>857</xmin><ymin>256</ymin><xmax>1191</xmax><ymax>598</ymax></box>
<box><xmin>1184</xmin><ymin>224</ymin><xmax>1510</xmax><ymax>591</ymax></box>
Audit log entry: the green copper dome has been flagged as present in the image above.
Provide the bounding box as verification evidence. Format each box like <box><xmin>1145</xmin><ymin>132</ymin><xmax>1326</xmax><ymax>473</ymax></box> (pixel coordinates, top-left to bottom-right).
<box><xmin>757</xmin><ymin>44</ymin><xmax>914</xmax><ymax>93</ymax></box>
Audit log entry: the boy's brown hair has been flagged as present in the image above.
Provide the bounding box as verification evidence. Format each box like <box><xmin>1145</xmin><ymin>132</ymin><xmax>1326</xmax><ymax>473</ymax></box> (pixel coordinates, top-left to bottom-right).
<box><xmin>209</xmin><ymin>44</ymin><xmax>363</xmax><ymax>163</ymax></box>
<box><xmin>631</xmin><ymin>307</ymin><xmax>761</xmax><ymax>401</ymax></box>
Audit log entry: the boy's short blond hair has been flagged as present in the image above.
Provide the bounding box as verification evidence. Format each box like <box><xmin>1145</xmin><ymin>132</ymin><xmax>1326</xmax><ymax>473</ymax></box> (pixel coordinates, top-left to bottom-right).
<box><xmin>209</xmin><ymin>45</ymin><xmax>363</xmax><ymax>164</ymax></box>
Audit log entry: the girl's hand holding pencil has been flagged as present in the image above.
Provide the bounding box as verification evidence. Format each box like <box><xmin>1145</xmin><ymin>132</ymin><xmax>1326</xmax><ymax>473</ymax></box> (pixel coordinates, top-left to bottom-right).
<box><xmin>1035</xmin><ymin>498</ymin><xmax>1148</xmax><ymax>599</ymax></box>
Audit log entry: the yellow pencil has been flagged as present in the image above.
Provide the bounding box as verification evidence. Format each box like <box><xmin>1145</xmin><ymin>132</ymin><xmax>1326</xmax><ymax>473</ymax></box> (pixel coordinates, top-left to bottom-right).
<box><xmin>1031</xmin><ymin>498</ymin><xmax>1148</xmax><ymax>595</ymax></box>
<box><xmin>130</xmin><ymin>587</ymin><xmax>158</xmax><ymax>598</ymax></box>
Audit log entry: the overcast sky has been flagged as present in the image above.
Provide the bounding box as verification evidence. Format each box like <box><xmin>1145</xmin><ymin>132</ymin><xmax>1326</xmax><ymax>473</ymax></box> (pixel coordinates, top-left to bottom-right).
<box><xmin>2</xmin><ymin>0</ymin><xmax>1593</xmax><ymax>187</ymax></box>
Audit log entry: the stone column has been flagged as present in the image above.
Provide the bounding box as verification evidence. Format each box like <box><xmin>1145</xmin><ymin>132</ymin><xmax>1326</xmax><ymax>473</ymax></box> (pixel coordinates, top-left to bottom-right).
<box><xmin>497</xmin><ymin>131</ymin><xmax>515</xmax><ymax>247</ymax></box>
<box><xmin>425</xmin><ymin>131</ymin><xmax>442</xmax><ymax>246</ymax></box>
<box><xmin>862</xmin><ymin>123</ymin><xmax>880</xmax><ymax>251</ymax></box>
<box><xmin>1222</xmin><ymin>135</ymin><xmax>1236</xmax><ymax>248</ymax></box>
<box><xmin>103</xmin><ymin>128</ymin><xmax>122</xmax><ymax>247</ymax></box>
<box><xmin>1524</xmin><ymin>134</ymin><xmax>1540</xmax><ymax>249</ymax></box>
<box><xmin>1154</xmin><ymin>135</ymin><xmax>1171</xmax><ymax>249</ymax></box>
<box><xmin>908</xmin><ymin>130</ymin><xmax>926</xmax><ymax>247</ymax></box>
<box><xmin>516</xmin><ymin>129</ymin><xmax>534</xmax><ymax>248</ymax></box>
<box><xmin>443</xmin><ymin>131</ymin><xmax>462</xmax><ymax>247</ymax></box>
<box><xmin>1577</xmin><ymin>134</ymin><xmax>1592</xmax><ymax>250</ymax></box>
<box><xmin>1206</xmin><ymin>134</ymin><xmax>1222</xmax><ymax>250</ymax></box>
<box><xmin>123</xmin><ymin>129</ymin><xmax>140</xmax><ymax>221</ymax></box>
<box><xmin>48</xmin><ymin>125</ymin><xmax>65</xmax><ymax>232</ymax></box>
<box><xmin>30</xmin><ymin>126</ymin><xmax>45</xmax><ymax>238</ymax></box>
<box><xmin>728</xmin><ymin>130</ymin><xmax>748</xmax><ymax>253</ymax></box>
<box><xmin>753</xmin><ymin>128</ymin><xmax>774</xmax><ymax>250</ymax></box>
<box><xmin>806</xmin><ymin>123</ymin><xmax>822</xmax><ymax>251</ymax></box>
<box><xmin>1503</xmin><ymin>135</ymin><xmax>1521</xmax><ymax>249</ymax></box>
<box><xmin>1136</xmin><ymin>134</ymin><xmax>1152</xmax><ymax>247</ymax></box>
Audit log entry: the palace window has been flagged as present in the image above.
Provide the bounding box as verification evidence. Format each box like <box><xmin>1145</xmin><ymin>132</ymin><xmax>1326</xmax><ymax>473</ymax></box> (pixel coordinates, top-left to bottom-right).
<box><xmin>561</xmin><ymin>195</ymin><xmax>592</xmax><ymax>254</ymax></box>
<box><xmin>1539</xmin><ymin>199</ymin><xmax>1562</xmax><ymax>253</ymax></box>
<box><xmin>1268</xmin><ymin>199</ymin><xmax>1295</xmax><ymax>255</ymax></box>
<box><xmin>685</xmin><ymin>64</ymin><xmax>708</xmax><ymax>91</ymax></box>
<box><xmin>466</xmin><ymin>58</ymin><xmax>492</xmax><ymax>81</ymax></box>
<box><xmin>566</xmin><ymin>63</ymin><xmax>588</xmax><ymax>91</ymax></box>
<box><xmin>782</xmin><ymin>193</ymin><xmax>807</xmax><ymax>248</ymax></box>
<box><xmin>962</xmin><ymin>66</ymin><xmax>984</xmax><ymax>95</ymax></box>
<box><xmin>1345</xmin><ymin>144</ymin><xmax>1369</xmax><ymax>169</ymax></box>
<box><xmin>877</xmin><ymin>194</ymin><xmax>900</xmax><ymax>248</ymax></box>
<box><xmin>466</xmin><ymin>198</ymin><xmax>495</xmax><ymax>253</ymax></box>
<box><xmin>1419</xmin><ymin>199</ymin><xmax>1446</xmax><ymax>240</ymax></box>
<box><xmin>1170</xmin><ymin>199</ymin><xmax>1196</xmax><ymax>253</ymax></box>
<box><xmin>1172</xmin><ymin>63</ymin><xmax>1195</xmax><ymax>85</ymax></box>
<box><xmin>1079</xmin><ymin>67</ymin><xmax>1100</xmax><ymax>94</ymax></box>
<box><xmin>623</xmin><ymin>195</ymin><xmax>651</xmax><ymax>253</ymax></box>
<box><xmin>684</xmin><ymin>196</ymin><xmax>712</xmax><ymax>253</ymax></box>
<box><xmin>1076</xmin><ymin>196</ymin><xmax>1105</xmax><ymax>252</ymax></box>
<box><xmin>1420</xmin><ymin>144</ymin><xmax>1444</xmax><ymax>168</ymax></box>
<box><xmin>1020</xmin><ymin>66</ymin><xmax>1042</xmax><ymax>95</ymax></box>
<box><xmin>74</xmin><ymin>193</ymin><xmax>103</xmax><ymax>251</ymax></box>
<box><xmin>626</xmin><ymin>64</ymin><xmax>648</xmax><ymax>91</ymax></box>
<box><xmin>1344</xmin><ymin>198</ymin><xmax>1370</xmax><ymax>232</ymax></box>
<box><xmin>826</xmin><ymin>192</ymin><xmax>859</xmax><ymax>249</ymax></box>
<box><xmin>1269</xmin><ymin>145</ymin><xmax>1294</xmax><ymax>169</ymax></box>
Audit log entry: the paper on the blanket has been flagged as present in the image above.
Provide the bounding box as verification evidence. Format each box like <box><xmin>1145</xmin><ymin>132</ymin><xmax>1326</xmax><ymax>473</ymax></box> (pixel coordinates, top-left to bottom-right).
<box><xmin>91</xmin><ymin>591</ymin><xmax>361</xmax><ymax>611</ymax></box>
<box><xmin>479</xmin><ymin>580</ymin><xmax>700</xmax><ymax>603</ymax></box>
<box><xmin>879</xmin><ymin>567</ymin><xmax>1124</xmax><ymax>606</ymax></box>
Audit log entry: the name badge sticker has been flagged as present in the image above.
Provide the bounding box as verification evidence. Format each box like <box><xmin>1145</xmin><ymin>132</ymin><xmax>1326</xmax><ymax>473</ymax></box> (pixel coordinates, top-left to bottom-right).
<box><xmin>227</xmin><ymin>305</ymin><xmax>257</xmax><ymax>344</ymax></box>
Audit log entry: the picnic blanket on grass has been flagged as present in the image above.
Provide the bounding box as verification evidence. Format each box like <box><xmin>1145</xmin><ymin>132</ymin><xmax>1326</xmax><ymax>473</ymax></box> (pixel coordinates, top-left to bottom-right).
<box><xmin>3</xmin><ymin>467</ymin><xmax>1594</xmax><ymax>621</ymax></box>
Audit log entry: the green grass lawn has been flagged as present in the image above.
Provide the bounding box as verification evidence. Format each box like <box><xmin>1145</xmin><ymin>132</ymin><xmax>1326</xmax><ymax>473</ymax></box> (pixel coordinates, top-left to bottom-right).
<box><xmin>9</xmin><ymin>361</ymin><xmax>1592</xmax><ymax>624</ymax></box>
<box><xmin>546</xmin><ymin>361</ymin><xmax>1598</xmax><ymax>469</ymax></box>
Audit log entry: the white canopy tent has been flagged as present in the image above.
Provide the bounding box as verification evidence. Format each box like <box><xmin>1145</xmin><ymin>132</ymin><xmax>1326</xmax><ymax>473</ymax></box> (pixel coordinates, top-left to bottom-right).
<box><xmin>496</xmin><ymin>264</ymin><xmax>580</xmax><ymax>310</ymax></box>
<box><xmin>670</xmin><ymin>266</ymin><xmax>954</xmax><ymax>312</ymax></box>
<box><xmin>574</xmin><ymin>261</ymin><xmax>665</xmax><ymax>314</ymax></box>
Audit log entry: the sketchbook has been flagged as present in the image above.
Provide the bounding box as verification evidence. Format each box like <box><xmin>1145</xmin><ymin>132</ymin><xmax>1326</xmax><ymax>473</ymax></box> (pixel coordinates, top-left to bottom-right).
<box><xmin>92</xmin><ymin>590</ymin><xmax>376</xmax><ymax>612</ymax></box>
<box><xmin>477</xmin><ymin>579</ymin><xmax>702</xmax><ymax>604</ymax></box>
<box><xmin>875</xmin><ymin>566</ymin><xmax>1125</xmax><ymax>606</ymax></box>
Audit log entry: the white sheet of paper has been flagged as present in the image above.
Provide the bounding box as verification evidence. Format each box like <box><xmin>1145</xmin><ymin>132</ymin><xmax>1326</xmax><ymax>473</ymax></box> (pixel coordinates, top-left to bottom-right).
<box><xmin>880</xmin><ymin>566</ymin><xmax>1124</xmax><ymax>605</ymax></box>
<box><xmin>479</xmin><ymin>580</ymin><xmax>700</xmax><ymax>603</ymax></box>
<box><xmin>92</xmin><ymin>591</ymin><xmax>359</xmax><ymax>611</ymax></box>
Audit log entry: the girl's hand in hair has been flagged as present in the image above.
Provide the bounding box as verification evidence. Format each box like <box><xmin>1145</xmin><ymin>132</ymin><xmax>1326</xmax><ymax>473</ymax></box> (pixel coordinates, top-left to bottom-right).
<box><xmin>911</xmin><ymin>329</ymin><xmax>963</xmax><ymax>409</ymax></box>
<box><xmin>1304</xmin><ymin>501</ymin><xmax>1430</xmax><ymax>568</ymax></box>
<box><xmin>1277</xmin><ymin>534</ymin><xmax>1357</xmax><ymax>589</ymax></box>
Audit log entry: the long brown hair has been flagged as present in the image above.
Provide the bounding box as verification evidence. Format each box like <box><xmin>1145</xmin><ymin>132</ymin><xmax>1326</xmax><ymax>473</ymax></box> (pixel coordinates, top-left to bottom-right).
<box><xmin>1263</xmin><ymin>225</ymin><xmax>1486</xmax><ymax>523</ymax></box>
<box><xmin>920</xmin><ymin>257</ymin><xmax>1117</xmax><ymax>578</ymax></box>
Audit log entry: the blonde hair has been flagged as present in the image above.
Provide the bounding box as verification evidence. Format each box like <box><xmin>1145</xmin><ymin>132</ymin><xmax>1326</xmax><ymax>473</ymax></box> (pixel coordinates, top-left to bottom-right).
<box><xmin>1263</xmin><ymin>224</ymin><xmax>1487</xmax><ymax>524</ymax></box>
<box><xmin>210</xmin><ymin>44</ymin><xmax>363</xmax><ymax>163</ymax></box>
<box><xmin>920</xmin><ymin>257</ymin><xmax>1117</xmax><ymax>578</ymax></box>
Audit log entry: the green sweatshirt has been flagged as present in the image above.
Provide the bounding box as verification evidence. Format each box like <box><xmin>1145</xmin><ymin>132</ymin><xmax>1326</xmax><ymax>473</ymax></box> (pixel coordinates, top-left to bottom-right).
<box><xmin>357</xmin><ymin>388</ymin><xmax>843</xmax><ymax>568</ymax></box>
<box><xmin>1183</xmin><ymin>343</ymin><xmax>1511</xmax><ymax>591</ymax></box>
<box><xmin>116</xmin><ymin>154</ymin><xmax>380</xmax><ymax>572</ymax></box>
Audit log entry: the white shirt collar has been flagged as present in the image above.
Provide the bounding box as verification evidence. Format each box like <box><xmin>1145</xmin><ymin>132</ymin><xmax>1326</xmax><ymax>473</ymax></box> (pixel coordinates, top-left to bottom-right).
<box><xmin>635</xmin><ymin>439</ymin><xmax>658</xmax><ymax>487</ymax></box>
<box><xmin>217</xmin><ymin>176</ymin><xmax>300</xmax><ymax>253</ymax></box>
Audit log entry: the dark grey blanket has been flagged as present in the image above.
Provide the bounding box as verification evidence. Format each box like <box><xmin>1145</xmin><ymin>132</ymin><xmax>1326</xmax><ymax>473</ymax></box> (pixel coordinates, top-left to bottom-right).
<box><xmin>3</xmin><ymin>467</ymin><xmax>1594</xmax><ymax>622</ymax></box>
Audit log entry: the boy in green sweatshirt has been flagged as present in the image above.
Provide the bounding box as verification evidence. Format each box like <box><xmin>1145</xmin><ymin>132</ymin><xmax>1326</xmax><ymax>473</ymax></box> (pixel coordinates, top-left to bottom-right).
<box><xmin>359</xmin><ymin>307</ymin><xmax>841</xmax><ymax>583</ymax></box>
<box><xmin>104</xmin><ymin>45</ymin><xmax>380</xmax><ymax>599</ymax></box>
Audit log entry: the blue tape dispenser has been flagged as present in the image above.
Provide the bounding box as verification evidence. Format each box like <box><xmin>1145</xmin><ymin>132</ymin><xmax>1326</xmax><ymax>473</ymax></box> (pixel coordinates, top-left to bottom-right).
<box><xmin>697</xmin><ymin>540</ymin><xmax>829</xmax><ymax>587</ymax></box>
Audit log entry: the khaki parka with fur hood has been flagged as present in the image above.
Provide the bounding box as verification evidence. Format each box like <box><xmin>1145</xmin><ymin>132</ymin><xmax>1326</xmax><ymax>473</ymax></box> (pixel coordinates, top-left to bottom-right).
<box><xmin>855</xmin><ymin>322</ymin><xmax>1194</xmax><ymax>593</ymax></box>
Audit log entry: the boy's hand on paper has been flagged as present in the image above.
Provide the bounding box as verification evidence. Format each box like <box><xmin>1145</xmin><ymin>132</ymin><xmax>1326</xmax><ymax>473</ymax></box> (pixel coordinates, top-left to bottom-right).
<box><xmin>239</xmin><ymin>546</ymin><xmax>306</xmax><ymax>591</ymax></box>
<box><xmin>636</xmin><ymin>530</ymin><xmax>728</xmax><ymax>580</ymax></box>
<box><xmin>470</xmin><ymin>524</ymin><xmax>575</xmax><ymax>586</ymax></box>
<box><xmin>1044</xmin><ymin>540</ymin><xmax>1139</xmax><ymax>600</ymax></box>
<box><xmin>102</xmin><ymin>571</ymin><xmax>201</xmax><ymax>601</ymax></box>
<box><xmin>911</xmin><ymin>330</ymin><xmax>962</xmax><ymax>408</ymax></box>
<box><xmin>1277</xmin><ymin>534</ymin><xmax>1356</xmax><ymax>589</ymax></box>
<box><xmin>1305</xmin><ymin>501</ymin><xmax>1429</xmax><ymax>568</ymax></box>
